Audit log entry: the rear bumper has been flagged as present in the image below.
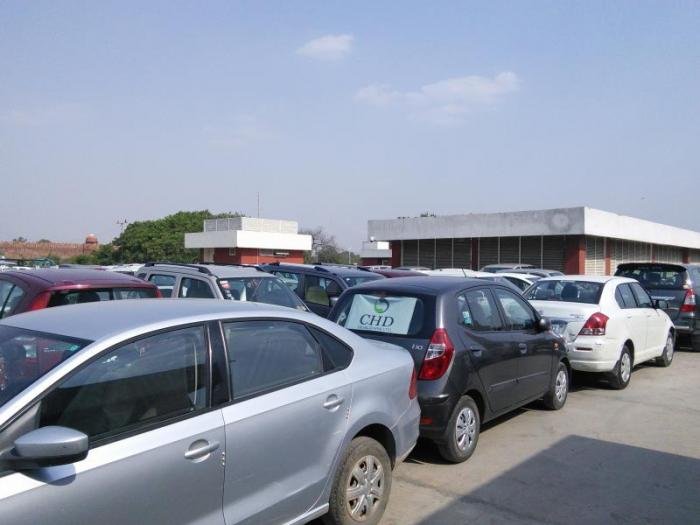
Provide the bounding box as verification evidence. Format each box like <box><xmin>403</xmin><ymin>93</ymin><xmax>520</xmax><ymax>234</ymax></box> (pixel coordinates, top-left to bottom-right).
<box><xmin>392</xmin><ymin>399</ymin><xmax>421</xmax><ymax>463</ymax></box>
<box><xmin>417</xmin><ymin>393</ymin><xmax>455</xmax><ymax>442</ymax></box>
<box><xmin>566</xmin><ymin>336</ymin><xmax>620</xmax><ymax>373</ymax></box>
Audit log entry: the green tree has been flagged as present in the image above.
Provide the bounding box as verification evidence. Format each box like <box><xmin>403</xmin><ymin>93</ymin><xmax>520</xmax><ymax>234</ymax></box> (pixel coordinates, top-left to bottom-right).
<box><xmin>301</xmin><ymin>227</ymin><xmax>359</xmax><ymax>265</ymax></box>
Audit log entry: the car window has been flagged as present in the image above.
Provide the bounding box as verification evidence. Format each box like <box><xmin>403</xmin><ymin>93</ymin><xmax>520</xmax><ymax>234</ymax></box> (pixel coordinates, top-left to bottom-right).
<box><xmin>39</xmin><ymin>325</ymin><xmax>207</xmax><ymax>442</ymax></box>
<box><xmin>178</xmin><ymin>277</ymin><xmax>216</xmax><ymax>299</ymax></box>
<box><xmin>46</xmin><ymin>288</ymin><xmax>157</xmax><ymax>307</ymax></box>
<box><xmin>503</xmin><ymin>276</ymin><xmax>529</xmax><ymax>291</ymax></box>
<box><xmin>493</xmin><ymin>288</ymin><xmax>537</xmax><ymax>330</ymax></box>
<box><xmin>148</xmin><ymin>274</ymin><xmax>176</xmax><ymax>297</ymax></box>
<box><xmin>342</xmin><ymin>275</ymin><xmax>382</xmax><ymax>287</ymax></box>
<box><xmin>271</xmin><ymin>271</ymin><xmax>303</xmax><ymax>296</ymax></box>
<box><xmin>334</xmin><ymin>293</ymin><xmax>426</xmax><ymax>336</ymax></box>
<box><xmin>616</xmin><ymin>265</ymin><xmax>688</xmax><ymax>290</ymax></box>
<box><xmin>629</xmin><ymin>282</ymin><xmax>653</xmax><ymax>308</ymax></box>
<box><xmin>223</xmin><ymin>320</ymin><xmax>324</xmax><ymax>400</ymax></box>
<box><xmin>0</xmin><ymin>281</ymin><xmax>25</xmax><ymax>319</ymax></box>
<box><xmin>457</xmin><ymin>289</ymin><xmax>504</xmax><ymax>331</ymax></box>
<box><xmin>309</xmin><ymin>327</ymin><xmax>353</xmax><ymax>371</ymax></box>
<box><xmin>304</xmin><ymin>275</ymin><xmax>339</xmax><ymax>306</ymax></box>
<box><xmin>615</xmin><ymin>284</ymin><xmax>637</xmax><ymax>309</ymax></box>
<box><xmin>525</xmin><ymin>280</ymin><xmax>603</xmax><ymax>304</ymax></box>
<box><xmin>218</xmin><ymin>277</ymin><xmax>302</xmax><ymax>309</ymax></box>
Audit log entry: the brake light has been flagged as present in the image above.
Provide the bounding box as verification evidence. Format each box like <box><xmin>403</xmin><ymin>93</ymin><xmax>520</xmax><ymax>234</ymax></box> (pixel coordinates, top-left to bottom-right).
<box><xmin>27</xmin><ymin>291</ymin><xmax>51</xmax><ymax>311</ymax></box>
<box><xmin>579</xmin><ymin>312</ymin><xmax>608</xmax><ymax>336</ymax></box>
<box><xmin>680</xmin><ymin>289</ymin><xmax>696</xmax><ymax>313</ymax></box>
<box><xmin>418</xmin><ymin>328</ymin><xmax>455</xmax><ymax>380</ymax></box>
<box><xmin>408</xmin><ymin>368</ymin><xmax>417</xmax><ymax>399</ymax></box>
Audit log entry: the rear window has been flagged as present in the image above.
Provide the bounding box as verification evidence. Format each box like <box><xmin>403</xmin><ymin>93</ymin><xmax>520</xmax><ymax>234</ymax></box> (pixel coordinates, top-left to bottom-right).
<box><xmin>218</xmin><ymin>277</ymin><xmax>304</xmax><ymax>310</ymax></box>
<box><xmin>47</xmin><ymin>287</ymin><xmax>157</xmax><ymax>307</ymax></box>
<box><xmin>615</xmin><ymin>265</ymin><xmax>688</xmax><ymax>290</ymax></box>
<box><xmin>332</xmin><ymin>292</ymin><xmax>432</xmax><ymax>337</ymax></box>
<box><xmin>342</xmin><ymin>275</ymin><xmax>384</xmax><ymax>287</ymax></box>
<box><xmin>525</xmin><ymin>280</ymin><xmax>604</xmax><ymax>304</ymax></box>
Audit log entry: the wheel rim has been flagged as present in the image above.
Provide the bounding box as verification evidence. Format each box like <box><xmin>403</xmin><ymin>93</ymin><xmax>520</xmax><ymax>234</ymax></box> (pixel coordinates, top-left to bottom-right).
<box><xmin>346</xmin><ymin>455</ymin><xmax>384</xmax><ymax>521</ymax></box>
<box><xmin>666</xmin><ymin>335</ymin><xmax>674</xmax><ymax>362</ymax></box>
<box><xmin>620</xmin><ymin>352</ymin><xmax>631</xmax><ymax>383</ymax></box>
<box><xmin>555</xmin><ymin>369</ymin><xmax>568</xmax><ymax>402</ymax></box>
<box><xmin>455</xmin><ymin>407</ymin><xmax>477</xmax><ymax>452</ymax></box>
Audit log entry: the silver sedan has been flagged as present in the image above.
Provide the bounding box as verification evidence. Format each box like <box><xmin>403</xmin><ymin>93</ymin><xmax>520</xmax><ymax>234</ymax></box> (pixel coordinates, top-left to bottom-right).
<box><xmin>0</xmin><ymin>299</ymin><xmax>419</xmax><ymax>525</ymax></box>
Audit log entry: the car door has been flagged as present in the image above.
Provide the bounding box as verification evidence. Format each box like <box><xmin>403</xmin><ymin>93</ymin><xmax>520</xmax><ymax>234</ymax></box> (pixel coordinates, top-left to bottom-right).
<box><xmin>629</xmin><ymin>282</ymin><xmax>666</xmax><ymax>357</ymax></box>
<box><xmin>302</xmin><ymin>274</ymin><xmax>339</xmax><ymax>318</ymax></box>
<box><xmin>0</xmin><ymin>324</ymin><xmax>226</xmax><ymax>525</ymax></box>
<box><xmin>178</xmin><ymin>276</ymin><xmax>217</xmax><ymax>299</ymax></box>
<box><xmin>614</xmin><ymin>283</ymin><xmax>647</xmax><ymax>355</ymax></box>
<box><xmin>220</xmin><ymin>319</ymin><xmax>352</xmax><ymax>524</ymax></box>
<box><xmin>492</xmin><ymin>287</ymin><xmax>553</xmax><ymax>402</ymax></box>
<box><xmin>456</xmin><ymin>288</ymin><xmax>520</xmax><ymax>413</ymax></box>
<box><xmin>147</xmin><ymin>272</ymin><xmax>178</xmax><ymax>298</ymax></box>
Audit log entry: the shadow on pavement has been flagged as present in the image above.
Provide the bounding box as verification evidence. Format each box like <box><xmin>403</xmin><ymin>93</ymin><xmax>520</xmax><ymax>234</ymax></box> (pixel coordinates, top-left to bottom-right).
<box><xmin>414</xmin><ymin>435</ymin><xmax>700</xmax><ymax>524</ymax></box>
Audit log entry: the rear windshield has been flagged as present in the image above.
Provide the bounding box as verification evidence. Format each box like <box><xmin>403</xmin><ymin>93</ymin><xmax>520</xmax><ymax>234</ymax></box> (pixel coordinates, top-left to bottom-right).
<box><xmin>218</xmin><ymin>277</ymin><xmax>304</xmax><ymax>310</ymax></box>
<box><xmin>525</xmin><ymin>280</ymin><xmax>604</xmax><ymax>304</ymax></box>
<box><xmin>615</xmin><ymin>266</ymin><xmax>688</xmax><ymax>290</ymax></box>
<box><xmin>47</xmin><ymin>287</ymin><xmax>157</xmax><ymax>307</ymax></box>
<box><xmin>0</xmin><ymin>326</ymin><xmax>91</xmax><ymax>409</ymax></box>
<box><xmin>332</xmin><ymin>292</ymin><xmax>433</xmax><ymax>337</ymax></box>
<box><xmin>342</xmin><ymin>275</ymin><xmax>384</xmax><ymax>287</ymax></box>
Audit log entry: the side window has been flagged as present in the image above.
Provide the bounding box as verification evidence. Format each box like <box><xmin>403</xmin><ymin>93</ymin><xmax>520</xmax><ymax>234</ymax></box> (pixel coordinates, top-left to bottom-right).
<box><xmin>304</xmin><ymin>275</ymin><xmax>337</xmax><ymax>306</ymax></box>
<box><xmin>493</xmin><ymin>288</ymin><xmax>537</xmax><ymax>330</ymax></box>
<box><xmin>309</xmin><ymin>327</ymin><xmax>353</xmax><ymax>371</ymax></box>
<box><xmin>39</xmin><ymin>325</ymin><xmax>208</xmax><ymax>442</ymax></box>
<box><xmin>47</xmin><ymin>289</ymin><xmax>111</xmax><ymax>307</ymax></box>
<box><xmin>459</xmin><ymin>289</ymin><xmax>504</xmax><ymax>331</ymax></box>
<box><xmin>504</xmin><ymin>276</ymin><xmax>529</xmax><ymax>291</ymax></box>
<box><xmin>148</xmin><ymin>274</ymin><xmax>176</xmax><ymax>297</ymax></box>
<box><xmin>179</xmin><ymin>277</ymin><xmax>215</xmax><ymax>299</ymax></box>
<box><xmin>616</xmin><ymin>284</ymin><xmax>637</xmax><ymax>309</ymax></box>
<box><xmin>0</xmin><ymin>281</ymin><xmax>25</xmax><ymax>319</ymax></box>
<box><xmin>272</xmin><ymin>271</ymin><xmax>303</xmax><ymax>297</ymax></box>
<box><xmin>629</xmin><ymin>282</ymin><xmax>653</xmax><ymax>308</ymax></box>
<box><xmin>223</xmin><ymin>320</ymin><xmax>324</xmax><ymax>400</ymax></box>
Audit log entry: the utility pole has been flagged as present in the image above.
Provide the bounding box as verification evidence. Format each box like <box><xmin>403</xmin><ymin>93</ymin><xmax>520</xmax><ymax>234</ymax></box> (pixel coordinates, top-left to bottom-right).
<box><xmin>257</xmin><ymin>192</ymin><xmax>260</xmax><ymax>218</ymax></box>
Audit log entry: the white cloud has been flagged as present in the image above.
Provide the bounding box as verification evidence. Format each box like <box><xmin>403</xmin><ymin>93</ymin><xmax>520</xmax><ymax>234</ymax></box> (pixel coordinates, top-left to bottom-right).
<box><xmin>297</xmin><ymin>34</ymin><xmax>354</xmax><ymax>61</ymax></box>
<box><xmin>355</xmin><ymin>72</ymin><xmax>520</xmax><ymax>125</ymax></box>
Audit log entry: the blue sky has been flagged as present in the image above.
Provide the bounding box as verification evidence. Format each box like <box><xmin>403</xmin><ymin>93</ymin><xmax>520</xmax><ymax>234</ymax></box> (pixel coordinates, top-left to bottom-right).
<box><xmin>1</xmin><ymin>1</ymin><xmax>698</xmax><ymax>250</ymax></box>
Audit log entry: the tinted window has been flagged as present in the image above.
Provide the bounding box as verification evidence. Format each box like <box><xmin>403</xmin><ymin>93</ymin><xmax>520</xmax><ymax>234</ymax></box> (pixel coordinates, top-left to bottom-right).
<box><xmin>310</xmin><ymin>327</ymin><xmax>353</xmax><ymax>370</ymax></box>
<box><xmin>503</xmin><ymin>276</ymin><xmax>531</xmax><ymax>291</ymax></box>
<box><xmin>304</xmin><ymin>275</ymin><xmax>342</xmax><ymax>306</ymax></box>
<box><xmin>629</xmin><ymin>282</ymin><xmax>653</xmax><ymax>308</ymax></box>
<box><xmin>47</xmin><ymin>288</ymin><xmax>156</xmax><ymax>307</ymax></box>
<box><xmin>0</xmin><ymin>281</ymin><xmax>25</xmax><ymax>318</ymax></box>
<box><xmin>224</xmin><ymin>320</ymin><xmax>323</xmax><ymax>399</ymax></box>
<box><xmin>179</xmin><ymin>277</ymin><xmax>215</xmax><ymax>299</ymax></box>
<box><xmin>0</xmin><ymin>326</ymin><xmax>90</xmax><ymax>409</ymax></box>
<box><xmin>615</xmin><ymin>284</ymin><xmax>637</xmax><ymax>309</ymax></box>
<box><xmin>616</xmin><ymin>265</ymin><xmax>688</xmax><ymax>290</ymax></box>
<box><xmin>334</xmin><ymin>293</ymin><xmax>426</xmax><ymax>336</ymax></box>
<box><xmin>271</xmin><ymin>271</ymin><xmax>302</xmax><ymax>296</ymax></box>
<box><xmin>40</xmin><ymin>326</ymin><xmax>207</xmax><ymax>441</ymax></box>
<box><xmin>458</xmin><ymin>289</ymin><xmax>504</xmax><ymax>331</ymax></box>
<box><xmin>218</xmin><ymin>277</ymin><xmax>302</xmax><ymax>309</ymax></box>
<box><xmin>149</xmin><ymin>274</ymin><xmax>176</xmax><ymax>297</ymax></box>
<box><xmin>525</xmin><ymin>280</ymin><xmax>603</xmax><ymax>304</ymax></box>
<box><xmin>493</xmin><ymin>288</ymin><xmax>537</xmax><ymax>330</ymax></box>
<box><xmin>342</xmin><ymin>275</ymin><xmax>383</xmax><ymax>287</ymax></box>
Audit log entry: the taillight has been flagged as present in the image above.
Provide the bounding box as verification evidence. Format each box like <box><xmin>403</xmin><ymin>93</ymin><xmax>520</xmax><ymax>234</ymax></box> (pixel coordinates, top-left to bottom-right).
<box><xmin>27</xmin><ymin>291</ymin><xmax>51</xmax><ymax>311</ymax></box>
<box><xmin>408</xmin><ymin>368</ymin><xmax>417</xmax><ymax>399</ymax></box>
<box><xmin>418</xmin><ymin>328</ymin><xmax>455</xmax><ymax>380</ymax></box>
<box><xmin>579</xmin><ymin>312</ymin><xmax>609</xmax><ymax>336</ymax></box>
<box><xmin>680</xmin><ymin>289</ymin><xmax>696</xmax><ymax>313</ymax></box>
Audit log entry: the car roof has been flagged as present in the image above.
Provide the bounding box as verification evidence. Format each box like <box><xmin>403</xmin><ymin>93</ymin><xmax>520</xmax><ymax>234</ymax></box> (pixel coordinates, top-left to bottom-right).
<box><xmin>144</xmin><ymin>263</ymin><xmax>266</xmax><ymax>279</ymax></box>
<box><xmin>536</xmin><ymin>274</ymin><xmax>631</xmax><ymax>284</ymax></box>
<box><xmin>344</xmin><ymin>275</ymin><xmax>500</xmax><ymax>295</ymax></box>
<box><xmin>616</xmin><ymin>262</ymin><xmax>694</xmax><ymax>270</ymax></box>
<box><xmin>262</xmin><ymin>262</ymin><xmax>380</xmax><ymax>278</ymax></box>
<box><xmin>0</xmin><ymin>298</ymin><xmax>293</xmax><ymax>341</ymax></box>
<box><xmin>2</xmin><ymin>269</ymin><xmax>152</xmax><ymax>287</ymax></box>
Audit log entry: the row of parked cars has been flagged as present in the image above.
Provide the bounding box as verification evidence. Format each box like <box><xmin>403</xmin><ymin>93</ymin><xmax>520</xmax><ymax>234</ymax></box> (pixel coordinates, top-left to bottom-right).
<box><xmin>0</xmin><ymin>260</ymin><xmax>697</xmax><ymax>524</ymax></box>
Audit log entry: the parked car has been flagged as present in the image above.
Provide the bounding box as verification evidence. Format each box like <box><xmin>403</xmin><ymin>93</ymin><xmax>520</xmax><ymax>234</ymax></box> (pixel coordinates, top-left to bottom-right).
<box><xmin>525</xmin><ymin>276</ymin><xmax>675</xmax><ymax>389</ymax></box>
<box><xmin>0</xmin><ymin>269</ymin><xmax>159</xmax><ymax>319</ymax></box>
<box><xmin>135</xmin><ymin>263</ymin><xmax>308</xmax><ymax>311</ymax></box>
<box><xmin>394</xmin><ymin>266</ymin><xmax>431</xmax><ymax>271</ymax></box>
<box><xmin>497</xmin><ymin>268</ymin><xmax>564</xmax><ymax>278</ymax></box>
<box><xmin>329</xmin><ymin>276</ymin><xmax>569</xmax><ymax>463</ymax></box>
<box><xmin>370</xmin><ymin>269</ymin><xmax>426</xmax><ymax>278</ymax></box>
<box><xmin>480</xmin><ymin>263</ymin><xmax>535</xmax><ymax>273</ymax></box>
<box><xmin>0</xmin><ymin>300</ymin><xmax>419</xmax><ymax>525</ymax></box>
<box><xmin>493</xmin><ymin>272</ymin><xmax>542</xmax><ymax>292</ymax></box>
<box><xmin>615</xmin><ymin>263</ymin><xmax>699</xmax><ymax>351</ymax></box>
<box><xmin>422</xmin><ymin>269</ymin><xmax>524</xmax><ymax>294</ymax></box>
<box><xmin>259</xmin><ymin>263</ymin><xmax>385</xmax><ymax>317</ymax></box>
<box><xmin>104</xmin><ymin>263</ymin><xmax>145</xmax><ymax>276</ymax></box>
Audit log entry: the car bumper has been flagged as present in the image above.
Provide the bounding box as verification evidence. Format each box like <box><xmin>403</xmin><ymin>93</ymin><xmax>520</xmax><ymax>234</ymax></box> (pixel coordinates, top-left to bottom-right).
<box><xmin>566</xmin><ymin>336</ymin><xmax>620</xmax><ymax>373</ymax></box>
<box><xmin>417</xmin><ymin>393</ymin><xmax>455</xmax><ymax>442</ymax></box>
<box><xmin>393</xmin><ymin>399</ymin><xmax>421</xmax><ymax>463</ymax></box>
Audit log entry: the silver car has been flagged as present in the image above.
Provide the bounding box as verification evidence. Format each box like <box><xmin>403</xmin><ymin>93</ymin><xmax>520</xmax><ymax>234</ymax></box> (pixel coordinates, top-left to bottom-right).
<box><xmin>0</xmin><ymin>299</ymin><xmax>419</xmax><ymax>525</ymax></box>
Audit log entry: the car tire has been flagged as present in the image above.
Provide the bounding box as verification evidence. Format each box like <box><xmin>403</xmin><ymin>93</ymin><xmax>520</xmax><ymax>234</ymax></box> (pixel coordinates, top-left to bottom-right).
<box><xmin>542</xmin><ymin>361</ymin><xmax>569</xmax><ymax>410</ymax></box>
<box><xmin>437</xmin><ymin>395</ymin><xmax>480</xmax><ymax>464</ymax></box>
<box><xmin>655</xmin><ymin>332</ymin><xmax>675</xmax><ymax>367</ymax></box>
<box><xmin>609</xmin><ymin>345</ymin><xmax>633</xmax><ymax>390</ymax></box>
<box><xmin>325</xmin><ymin>437</ymin><xmax>392</xmax><ymax>525</ymax></box>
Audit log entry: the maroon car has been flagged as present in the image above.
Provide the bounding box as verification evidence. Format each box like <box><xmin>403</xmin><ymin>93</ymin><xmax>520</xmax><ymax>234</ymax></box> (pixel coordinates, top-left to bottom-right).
<box><xmin>0</xmin><ymin>269</ymin><xmax>160</xmax><ymax>319</ymax></box>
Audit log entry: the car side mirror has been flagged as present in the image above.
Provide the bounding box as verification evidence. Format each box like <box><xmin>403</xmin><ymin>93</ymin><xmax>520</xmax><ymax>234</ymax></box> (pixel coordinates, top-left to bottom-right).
<box><xmin>653</xmin><ymin>299</ymin><xmax>669</xmax><ymax>310</ymax></box>
<box><xmin>3</xmin><ymin>426</ymin><xmax>88</xmax><ymax>470</ymax></box>
<box><xmin>538</xmin><ymin>317</ymin><xmax>551</xmax><ymax>332</ymax></box>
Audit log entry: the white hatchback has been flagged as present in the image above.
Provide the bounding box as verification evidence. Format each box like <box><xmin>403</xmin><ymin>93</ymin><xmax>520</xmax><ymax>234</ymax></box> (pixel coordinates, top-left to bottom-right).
<box><xmin>525</xmin><ymin>275</ymin><xmax>675</xmax><ymax>389</ymax></box>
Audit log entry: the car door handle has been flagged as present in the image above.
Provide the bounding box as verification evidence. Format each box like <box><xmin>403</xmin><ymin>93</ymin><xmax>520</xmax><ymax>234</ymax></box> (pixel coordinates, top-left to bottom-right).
<box><xmin>469</xmin><ymin>347</ymin><xmax>483</xmax><ymax>357</ymax></box>
<box><xmin>185</xmin><ymin>440</ymin><xmax>220</xmax><ymax>460</ymax></box>
<box><xmin>518</xmin><ymin>343</ymin><xmax>528</xmax><ymax>354</ymax></box>
<box><xmin>323</xmin><ymin>395</ymin><xmax>344</xmax><ymax>410</ymax></box>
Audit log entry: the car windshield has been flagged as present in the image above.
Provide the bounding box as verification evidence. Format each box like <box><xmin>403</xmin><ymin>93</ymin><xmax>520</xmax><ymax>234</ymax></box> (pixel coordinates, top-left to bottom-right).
<box><xmin>0</xmin><ymin>325</ymin><xmax>91</xmax><ymax>409</ymax></box>
<box><xmin>342</xmin><ymin>275</ymin><xmax>383</xmax><ymax>287</ymax></box>
<box><xmin>616</xmin><ymin>266</ymin><xmax>688</xmax><ymax>290</ymax></box>
<box><xmin>218</xmin><ymin>277</ymin><xmax>305</xmax><ymax>310</ymax></box>
<box><xmin>525</xmin><ymin>280</ymin><xmax>604</xmax><ymax>304</ymax></box>
<box><xmin>333</xmin><ymin>292</ymin><xmax>427</xmax><ymax>336</ymax></box>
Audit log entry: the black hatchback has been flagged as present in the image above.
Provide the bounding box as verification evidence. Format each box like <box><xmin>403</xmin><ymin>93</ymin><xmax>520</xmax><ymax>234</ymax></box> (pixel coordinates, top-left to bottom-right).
<box><xmin>329</xmin><ymin>276</ymin><xmax>569</xmax><ymax>463</ymax></box>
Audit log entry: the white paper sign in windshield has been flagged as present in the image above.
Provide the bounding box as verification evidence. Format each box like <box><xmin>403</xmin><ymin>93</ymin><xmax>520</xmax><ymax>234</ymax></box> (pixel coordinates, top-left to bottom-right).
<box><xmin>345</xmin><ymin>294</ymin><xmax>418</xmax><ymax>335</ymax></box>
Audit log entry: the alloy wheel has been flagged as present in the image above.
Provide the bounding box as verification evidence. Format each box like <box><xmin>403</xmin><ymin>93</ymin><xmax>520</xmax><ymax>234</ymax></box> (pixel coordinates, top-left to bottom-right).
<box><xmin>620</xmin><ymin>352</ymin><xmax>631</xmax><ymax>383</ymax></box>
<box><xmin>555</xmin><ymin>369</ymin><xmax>568</xmax><ymax>402</ymax></box>
<box><xmin>455</xmin><ymin>407</ymin><xmax>477</xmax><ymax>452</ymax></box>
<box><xmin>666</xmin><ymin>335</ymin><xmax>674</xmax><ymax>362</ymax></box>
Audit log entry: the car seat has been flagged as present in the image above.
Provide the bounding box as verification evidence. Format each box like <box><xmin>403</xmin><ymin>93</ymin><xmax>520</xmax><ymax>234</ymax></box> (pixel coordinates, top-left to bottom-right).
<box><xmin>560</xmin><ymin>284</ymin><xmax>579</xmax><ymax>301</ymax></box>
<box><xmin>305</xmin><ymin>286</ymin><xmax>329</xmax><ymax>306</ymax></box>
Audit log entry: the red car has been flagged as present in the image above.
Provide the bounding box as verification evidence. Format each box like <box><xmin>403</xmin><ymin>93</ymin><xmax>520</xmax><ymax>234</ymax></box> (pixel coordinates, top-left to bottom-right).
<box><xmin>0</xmin><ymin>269</ymin><xmax>160</xmax><ymax>319</ymax></box>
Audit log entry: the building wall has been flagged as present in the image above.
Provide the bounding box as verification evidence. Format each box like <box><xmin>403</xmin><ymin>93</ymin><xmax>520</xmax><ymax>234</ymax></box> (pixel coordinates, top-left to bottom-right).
<box><xmin>0</xmin><ymin>240</ymin><xmax>98</xmax><ymax>261</ymax></box>
<box><xmin>207</xmin><ymin>248</ymin><xmax>304</xmax><ymax>265</ymax></box>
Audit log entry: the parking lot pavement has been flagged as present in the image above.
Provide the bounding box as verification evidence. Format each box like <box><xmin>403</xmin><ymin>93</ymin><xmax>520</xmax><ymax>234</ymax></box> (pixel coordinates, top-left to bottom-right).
<box><xmin>379</xmin><ymin>350</ymin><xmax>700</xmax><ymax>525</ymax></box>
